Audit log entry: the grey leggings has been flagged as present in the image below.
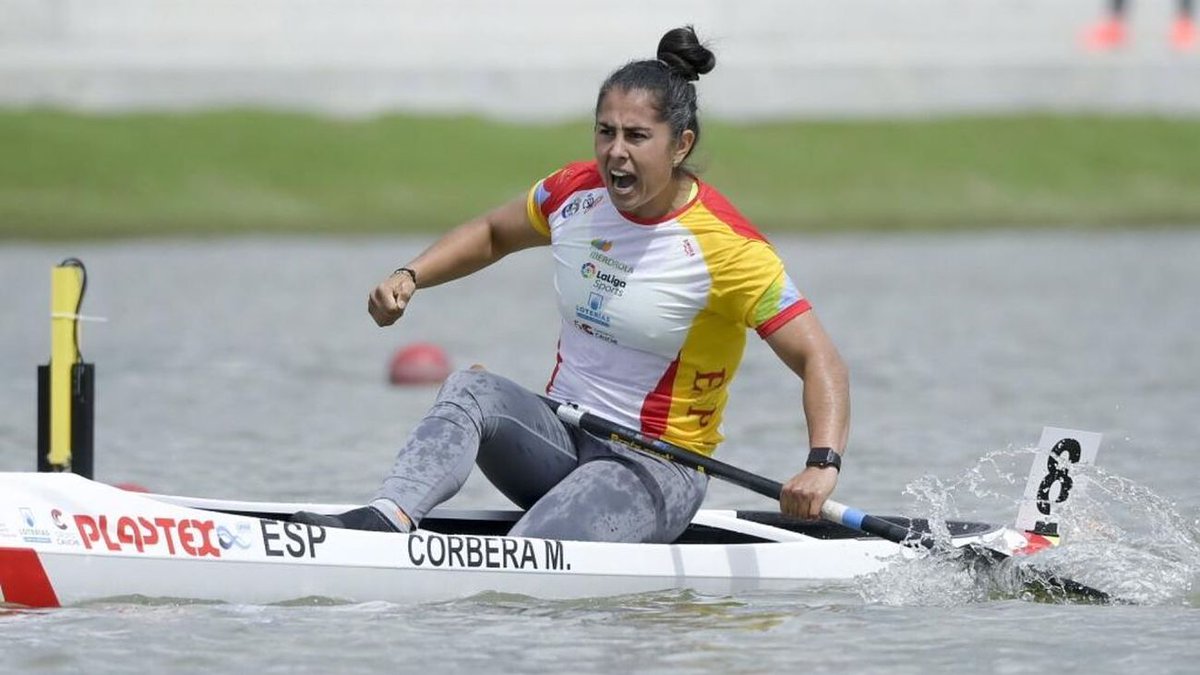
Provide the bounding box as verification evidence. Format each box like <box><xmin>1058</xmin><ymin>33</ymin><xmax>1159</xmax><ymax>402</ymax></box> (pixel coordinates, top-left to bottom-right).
<box><xmin>373</xmin><ymin>368</ymin><xmax>708</xmax><ymax>543</ymax></box>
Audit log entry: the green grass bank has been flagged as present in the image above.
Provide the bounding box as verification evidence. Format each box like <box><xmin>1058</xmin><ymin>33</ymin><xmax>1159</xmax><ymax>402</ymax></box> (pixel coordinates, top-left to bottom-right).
<box><xmin>2</xmin><ymin>110</ymin><xmax>1198</xmax><ymax>239</ymax></box>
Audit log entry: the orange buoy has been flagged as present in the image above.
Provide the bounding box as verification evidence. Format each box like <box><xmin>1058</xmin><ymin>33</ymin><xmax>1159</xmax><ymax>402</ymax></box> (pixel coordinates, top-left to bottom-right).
<box><xmin>388</xmin><ymin>342</ymin><xmax>452</xmax><ymax>385</ymax></box>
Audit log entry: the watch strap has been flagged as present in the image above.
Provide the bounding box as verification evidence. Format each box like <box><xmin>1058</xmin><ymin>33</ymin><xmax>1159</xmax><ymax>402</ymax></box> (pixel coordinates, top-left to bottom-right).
<box><xmin>806</xmin><ymin>447</ymin><xmax>842</xmax><ymax>472</ymax></box>
<box><xmin>392</xmin><ymin>267</ymin><xmax>418</xmax><ymax>286</ymax></box>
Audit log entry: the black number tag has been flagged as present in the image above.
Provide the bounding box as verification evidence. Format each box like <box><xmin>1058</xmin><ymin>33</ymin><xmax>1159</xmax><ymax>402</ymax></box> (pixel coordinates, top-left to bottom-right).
<box><xmin>1035</xmin><ymin>438</ymin><xmax>1082</xmax><ymax>516</ymax></box>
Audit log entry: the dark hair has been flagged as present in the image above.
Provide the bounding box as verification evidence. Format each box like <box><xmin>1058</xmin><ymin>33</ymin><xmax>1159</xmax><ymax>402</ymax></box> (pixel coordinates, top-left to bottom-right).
<box><xmin>595</xmin><ymin>26</ymin><xmax>716</xmax><ymax>169</ymax></box>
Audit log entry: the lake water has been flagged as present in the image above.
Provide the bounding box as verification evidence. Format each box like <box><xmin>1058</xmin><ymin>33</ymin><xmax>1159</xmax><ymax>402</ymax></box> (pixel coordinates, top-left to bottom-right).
<box><xmin>1</xmin><ymin>230</ymin><xmax>1198</xmax><ymax>673</ymax></box>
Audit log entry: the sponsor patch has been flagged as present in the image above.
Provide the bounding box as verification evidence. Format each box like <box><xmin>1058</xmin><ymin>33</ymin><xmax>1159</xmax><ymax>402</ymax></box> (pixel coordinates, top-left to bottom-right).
<box><xmin>573</xmin><ymin>319</ymin><xmax>618</xmax><ymax>344</ymax></box>
<box><xmin>18</xmin><ymin>507</ymin><xmax>52</xmax><ymax>544</ymax></box>
<box><xmin>575</xmin><ymin>292</ymin><xmax>612</xmax><ymax>327</ymax></box>
<box><xmin>217</xmin><ymin>522</ymin><xmax>255</xmax><ymax>550</ymax></box>
<box><xmin>74</xmin><ymin>514</ymin><xmax>222</xmax><ymax>558</ymax></box>
<box><xmin>588</xmin><ymin>249</ymin><xmax>635</xmax><ymax>274</ymax></box>
<box><xmin>580</xmin><ymin>263</ymin><xmax>627</xmax><ymax>297</ymax></box>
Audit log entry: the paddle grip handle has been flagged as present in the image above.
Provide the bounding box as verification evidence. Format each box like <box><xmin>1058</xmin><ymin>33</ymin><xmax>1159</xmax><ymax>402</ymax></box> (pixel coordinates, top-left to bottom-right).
<box><xmin>821</xmin><ymin>499</ymin><xmax>937</xmax><ymax>550</ymax></box>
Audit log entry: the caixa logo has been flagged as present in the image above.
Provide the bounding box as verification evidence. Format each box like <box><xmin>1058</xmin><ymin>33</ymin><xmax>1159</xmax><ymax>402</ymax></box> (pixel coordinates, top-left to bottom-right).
<box><xmin>74</xmin><ymin>514</ymin><xmax>222</xmax><ymax>558</ymax></box>
<box><xmin>573</xmin><ymin>319</ymin><xmax>618</xmax><ymax>344</ymax></box>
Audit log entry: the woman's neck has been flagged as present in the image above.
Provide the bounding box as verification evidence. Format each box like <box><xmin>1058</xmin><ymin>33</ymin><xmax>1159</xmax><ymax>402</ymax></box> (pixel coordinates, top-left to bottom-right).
<box><xmin>627</xmin><ymin>174</ymin><xmax>697</xmax><ymax>222</ymax></box>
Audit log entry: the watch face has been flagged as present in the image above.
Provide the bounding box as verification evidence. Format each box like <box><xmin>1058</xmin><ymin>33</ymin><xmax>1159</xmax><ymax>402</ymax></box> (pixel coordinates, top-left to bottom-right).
<box><xmin>807</xmin><ymin>448</ymin><xmax>841</xmax><ymax>468</ymax></box>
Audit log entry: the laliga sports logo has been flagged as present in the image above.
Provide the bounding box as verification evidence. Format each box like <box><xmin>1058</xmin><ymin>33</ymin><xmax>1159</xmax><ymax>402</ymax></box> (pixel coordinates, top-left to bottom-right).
<box><xmin>581</xmin><ymin>263</ymin><xmax>627</xmax><ymax>296</ymax></box>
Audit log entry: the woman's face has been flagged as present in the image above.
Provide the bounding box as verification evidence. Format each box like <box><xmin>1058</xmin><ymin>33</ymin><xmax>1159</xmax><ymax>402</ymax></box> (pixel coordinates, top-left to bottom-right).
<box><xmin>594</xmin><ymin>88</ymin><xmax>694</xmax><ymax>220</ymax></box>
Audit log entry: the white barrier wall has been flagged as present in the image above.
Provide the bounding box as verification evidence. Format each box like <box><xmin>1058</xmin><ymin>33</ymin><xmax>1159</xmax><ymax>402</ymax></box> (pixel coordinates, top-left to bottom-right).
<box><xmin>1</xmin><ymin>0</ymin><xmax>1197</xmax><ymax>119</ymax></box>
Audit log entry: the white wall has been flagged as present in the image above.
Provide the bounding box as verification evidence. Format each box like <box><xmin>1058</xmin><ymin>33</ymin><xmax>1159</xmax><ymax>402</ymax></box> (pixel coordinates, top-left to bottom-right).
<box><xmin>1</xmin><ymin>0</ymin><xmax>1196</xmax><ymax>119</ymax></box>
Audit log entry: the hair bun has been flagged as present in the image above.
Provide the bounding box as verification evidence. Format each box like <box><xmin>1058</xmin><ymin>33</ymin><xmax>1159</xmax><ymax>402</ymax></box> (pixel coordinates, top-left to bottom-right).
<box><xmin>656</xmin><ymin>26</ymin><xmax>716</xmax><ymax>82</ymax></box>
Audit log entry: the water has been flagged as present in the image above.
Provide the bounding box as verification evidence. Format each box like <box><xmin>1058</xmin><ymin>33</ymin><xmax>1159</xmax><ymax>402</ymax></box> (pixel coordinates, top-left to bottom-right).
<box><xmin>2</xmin><ymin>230</ymin><xmax>1198</xmax><ymax>672</ymax></box>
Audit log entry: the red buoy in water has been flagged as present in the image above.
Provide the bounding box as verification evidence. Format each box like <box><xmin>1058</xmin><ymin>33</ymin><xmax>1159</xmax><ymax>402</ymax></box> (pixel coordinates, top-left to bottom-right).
<box><xmin>389</xmin><ymin>342</ymin><xmax>451</xmax><ymax>385</ymax></box>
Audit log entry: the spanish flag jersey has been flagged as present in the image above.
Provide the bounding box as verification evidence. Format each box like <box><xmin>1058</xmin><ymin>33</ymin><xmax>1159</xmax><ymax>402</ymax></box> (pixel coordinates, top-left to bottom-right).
<box><xmin>527</xmin><ymin>161</ymin><xmax>810</xmax><ymax>455</ymax></box>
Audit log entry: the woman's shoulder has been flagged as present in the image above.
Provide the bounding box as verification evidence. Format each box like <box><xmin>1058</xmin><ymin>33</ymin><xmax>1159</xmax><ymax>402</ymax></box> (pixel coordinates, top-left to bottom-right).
<box><xmin>532</xmin><ymin>160</ymin><xmax>605</xmax><ymax>222</ymax></box>
<box><xmin>539</xmin><ymin>160</ymin><xmax>604</xmax><ymax>194</ymax></box>
<box><xmin>689</xmin><ymin>180</ymin><xmax>770</xmax><ymax>245</ymax></box>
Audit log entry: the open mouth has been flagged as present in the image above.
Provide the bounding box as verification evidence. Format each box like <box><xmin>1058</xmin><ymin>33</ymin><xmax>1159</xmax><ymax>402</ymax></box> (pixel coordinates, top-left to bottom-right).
<box><xmin>610</xmin><ymin>169</ymin><xmax>637</xmax><ymax>192</ymax></box>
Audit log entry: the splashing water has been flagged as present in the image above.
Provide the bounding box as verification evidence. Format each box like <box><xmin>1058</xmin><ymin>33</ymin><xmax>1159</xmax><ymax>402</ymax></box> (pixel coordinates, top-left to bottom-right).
<box><xmin>857</xmin><ymin>445</ymin><xmax>1199</xmax><ymax>606</ymax></box>
<box><xmin>1040</xmin><ymin>467</ymin><xmax>1200</xmax><ymax>605</ymax></box>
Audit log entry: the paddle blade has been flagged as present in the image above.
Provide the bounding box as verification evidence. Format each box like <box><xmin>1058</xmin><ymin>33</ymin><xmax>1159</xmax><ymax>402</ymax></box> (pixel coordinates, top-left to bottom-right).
<box><xmin>957</xmin><ymin>543</ymin><xmax>1113</xmax><ymax>604</ymax></box>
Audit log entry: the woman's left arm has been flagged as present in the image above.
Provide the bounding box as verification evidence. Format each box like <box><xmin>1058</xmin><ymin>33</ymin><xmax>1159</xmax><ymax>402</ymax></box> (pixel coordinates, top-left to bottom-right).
<box><xmin>764</xmin><ymin>310</ymin><xmax>851</xmax><ymax>520</ymax></box>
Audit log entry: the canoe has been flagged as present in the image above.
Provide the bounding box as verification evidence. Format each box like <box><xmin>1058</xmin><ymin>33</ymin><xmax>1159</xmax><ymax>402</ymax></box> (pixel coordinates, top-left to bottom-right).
<box><xmin>0</xmin><ymin>472</ymin><xmax>1021</xmax><ymax>608</ymax></box>
<box><xmin>11</xmin><ymin>265</ymin><xmax>1105</xmax><ymax>607</ymax></box>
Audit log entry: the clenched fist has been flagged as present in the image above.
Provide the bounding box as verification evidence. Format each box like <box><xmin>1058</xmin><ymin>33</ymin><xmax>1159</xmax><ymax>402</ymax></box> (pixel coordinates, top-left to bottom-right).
<box><xmin>368</xmin><ymin>269</ymin><xmax>417</xmax><ymax>327</ymax></box>
<box><xmin>780</xmin><ymin>465</ymin><xmax>839</xmax><ymax>520</ymax></box>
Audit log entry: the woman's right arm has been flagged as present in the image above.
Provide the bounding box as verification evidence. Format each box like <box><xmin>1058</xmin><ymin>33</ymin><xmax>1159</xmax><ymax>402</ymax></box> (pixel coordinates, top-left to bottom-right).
<box><xmin>368</xmin><ymin>194</ymin><xmax>548</xmax><ymax>327</ymax></box>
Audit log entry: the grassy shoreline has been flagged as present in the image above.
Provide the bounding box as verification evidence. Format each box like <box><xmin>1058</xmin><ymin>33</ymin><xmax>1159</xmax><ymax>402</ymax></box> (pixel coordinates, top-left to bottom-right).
<box><xmin>2</xmin><ymin>110</ymin><xmax>1198</xmax><ymax>239</ymax></box>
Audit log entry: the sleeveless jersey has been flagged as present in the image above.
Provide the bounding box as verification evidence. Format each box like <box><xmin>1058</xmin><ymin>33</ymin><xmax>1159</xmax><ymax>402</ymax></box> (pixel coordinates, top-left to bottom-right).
<box><xmin>526</xmin><ymin>161</ymin><xmax>810</xmax><ymax>455</ymax></box>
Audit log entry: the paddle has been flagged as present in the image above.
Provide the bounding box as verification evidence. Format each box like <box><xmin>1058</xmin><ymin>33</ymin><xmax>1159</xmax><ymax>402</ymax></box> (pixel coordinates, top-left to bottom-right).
<box><xmin>540</xmin><ymin>396</ymin><xmax>1112</xmax><ymax>604</ymax></box>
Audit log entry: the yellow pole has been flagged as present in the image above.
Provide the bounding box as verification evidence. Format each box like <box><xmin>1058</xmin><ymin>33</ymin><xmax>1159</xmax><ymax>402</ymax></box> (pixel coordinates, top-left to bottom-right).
<box><xmin>48</xmin><ymin>264</ymin><xmax>83</xmax><ymax>468</ymax></box>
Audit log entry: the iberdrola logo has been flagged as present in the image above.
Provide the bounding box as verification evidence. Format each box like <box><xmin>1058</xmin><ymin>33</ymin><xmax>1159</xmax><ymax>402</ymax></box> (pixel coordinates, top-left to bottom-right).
<box><xmin>590</xmin><ymin>239</ymin><xmax>613</xmax><ymax>252</ymax></box>
<box><xmin>581</xmin><ymin>263</ymin><xmax>597</xmax><ymax>279</ymax></box>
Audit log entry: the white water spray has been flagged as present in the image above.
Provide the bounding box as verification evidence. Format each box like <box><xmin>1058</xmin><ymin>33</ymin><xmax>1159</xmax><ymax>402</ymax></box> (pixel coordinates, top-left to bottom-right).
<box><xmin>857</xmin><ymin>446</ymin><xmax>1198</xmax><ymax>606</ymax></box>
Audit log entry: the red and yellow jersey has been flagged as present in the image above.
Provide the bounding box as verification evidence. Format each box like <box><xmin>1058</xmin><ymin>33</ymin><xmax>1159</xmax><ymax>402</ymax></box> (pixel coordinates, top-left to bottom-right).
<box><xmin>527</xmin><ymin>160</ymin><xmax>810</xmax><ymax>455</ymax></box>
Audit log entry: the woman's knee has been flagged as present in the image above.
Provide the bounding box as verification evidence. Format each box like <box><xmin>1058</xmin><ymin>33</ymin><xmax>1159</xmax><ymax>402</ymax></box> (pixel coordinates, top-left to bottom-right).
<box><xmin>435</xmin><ymin>368</ymin><xmax>508</xmax><ymax>408</ymax></box>
<box><xmin>438</xmin><ymin>366</ymin><xmax>492</xmax><ymax>394</ymax></box>
<box><xmin>434</xmin><ymin>367</ymin><xmax>544</xmax><ymax>439</ymax></box>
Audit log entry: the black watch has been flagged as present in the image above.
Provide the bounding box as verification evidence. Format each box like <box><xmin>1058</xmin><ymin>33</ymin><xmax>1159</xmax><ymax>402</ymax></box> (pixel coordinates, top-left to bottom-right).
<box><xmin>806</xmin><ymin>447</ymin><xmax>842</xmax><ymax>472</ymax></box>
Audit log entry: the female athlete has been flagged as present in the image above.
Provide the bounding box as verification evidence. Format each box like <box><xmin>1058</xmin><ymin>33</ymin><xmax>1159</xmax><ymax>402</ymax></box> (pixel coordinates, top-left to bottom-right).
<box><xmin>294</xmin><ymin>26</ymin><xmax>851</xmax><ymax>543</ymax></box>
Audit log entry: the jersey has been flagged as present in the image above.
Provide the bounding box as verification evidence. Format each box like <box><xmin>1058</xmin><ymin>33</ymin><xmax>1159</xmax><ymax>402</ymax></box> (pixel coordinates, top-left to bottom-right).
<box><xmin>526</xmin><ymin>160</ymin><xmax>810</xmax><ymax>455</ymax></box>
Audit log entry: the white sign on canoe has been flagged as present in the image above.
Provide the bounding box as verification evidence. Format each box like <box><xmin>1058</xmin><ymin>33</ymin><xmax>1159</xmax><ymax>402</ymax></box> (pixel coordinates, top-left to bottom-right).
<box><xmin>1014</xmin><ymin>427</ymin><xmax>1102</xmax><ymax>535</ymax></box>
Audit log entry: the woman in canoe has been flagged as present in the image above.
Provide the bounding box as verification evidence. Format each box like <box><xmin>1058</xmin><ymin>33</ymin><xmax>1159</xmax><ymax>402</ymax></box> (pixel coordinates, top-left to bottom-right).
<box><xmin>293</xmin><ymin>26</ymin><xmax>850</xmax><ymax>542</ymax></box>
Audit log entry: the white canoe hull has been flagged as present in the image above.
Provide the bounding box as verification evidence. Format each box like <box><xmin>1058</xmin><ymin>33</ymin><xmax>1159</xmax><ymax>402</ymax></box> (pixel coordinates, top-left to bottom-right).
<box><xmin>0</xmin><ymin>473</ymin><xmax>1007</xmax><ymax>608</ymax></box>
